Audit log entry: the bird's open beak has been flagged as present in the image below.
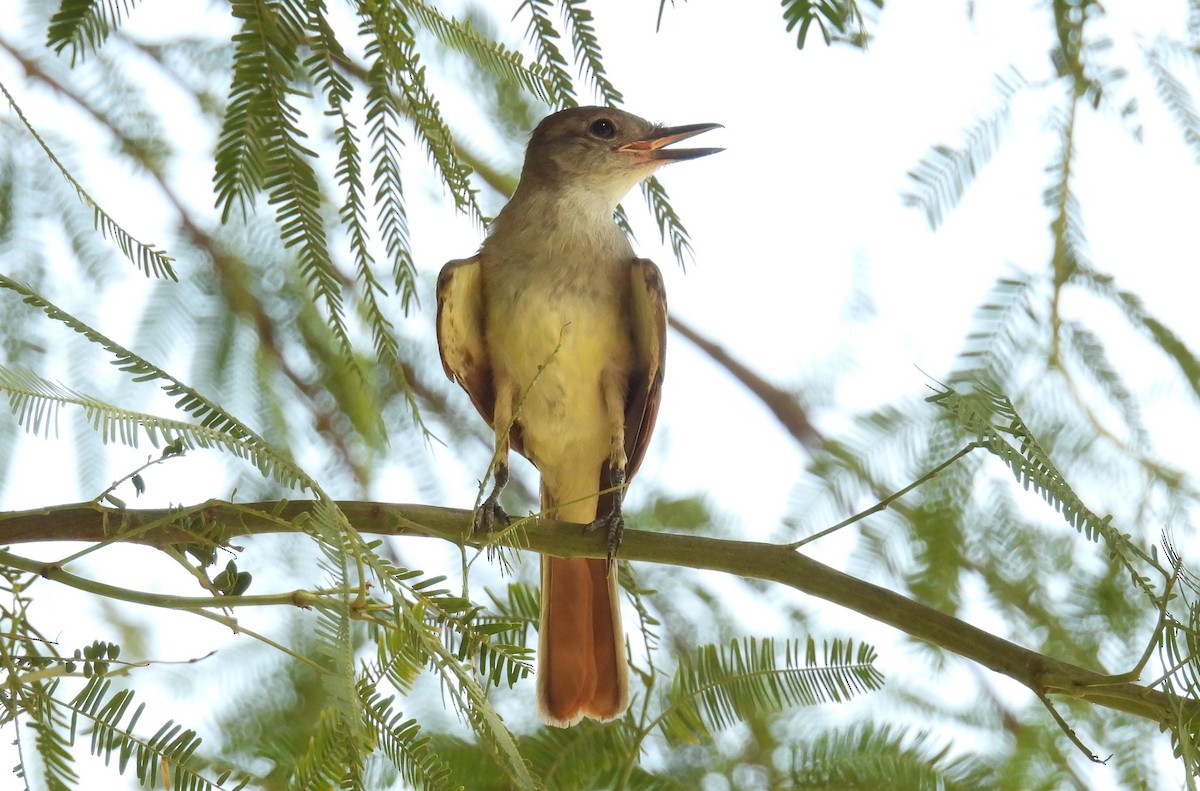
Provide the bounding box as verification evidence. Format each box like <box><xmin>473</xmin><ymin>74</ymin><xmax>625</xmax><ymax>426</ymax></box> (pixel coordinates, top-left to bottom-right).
<box><xmin>619</xmin><ymin>122</ymin><xmax>724</xmax><ymax>162</ymax></box>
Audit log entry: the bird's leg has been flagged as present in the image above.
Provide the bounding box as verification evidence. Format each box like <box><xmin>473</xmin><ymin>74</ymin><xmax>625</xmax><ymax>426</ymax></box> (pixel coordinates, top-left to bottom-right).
<box><xmin>475</xmin><ymin>456</ymin><xmax>511</xmax><ymax>535</ymax></box>
<box><xmin>586</xmin><ymin>465</ymin><xmax>626</xmax><ymax>571</ymax></box>
<box><xmin>477</xmin><ymin>388</ymin><xmax>515</xmax><ymax>535</ymax></box>
<box><xmin>586</xmin><ymin>372</ymin><xmax>629</xmax><ymax>570</ymax></box>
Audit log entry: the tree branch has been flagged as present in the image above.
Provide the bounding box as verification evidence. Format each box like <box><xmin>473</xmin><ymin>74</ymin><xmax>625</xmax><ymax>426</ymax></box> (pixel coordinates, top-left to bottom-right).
<box><xmin>669</xmin><ymin>315</ymin><xmax>824</xmax><ymax>451</ymax></box>
<box><xmin>0</xmin><ymin>499</ymin><xmax>1189</xmax><ymax>729</ymax></box>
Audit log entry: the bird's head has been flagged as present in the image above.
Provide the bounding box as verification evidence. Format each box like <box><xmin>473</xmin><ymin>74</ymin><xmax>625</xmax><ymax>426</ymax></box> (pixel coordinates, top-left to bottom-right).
<box><xmin>519</xmin><ymin>106</ymin><xmax>722</xmax><ymax>207</ymax></box>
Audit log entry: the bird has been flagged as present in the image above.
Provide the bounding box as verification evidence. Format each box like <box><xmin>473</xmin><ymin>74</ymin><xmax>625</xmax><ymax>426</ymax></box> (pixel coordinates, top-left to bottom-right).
<box><xmin>436</xmin><ymin>105</ymin><xmax>721</xmax><ymax>727</ymax></box>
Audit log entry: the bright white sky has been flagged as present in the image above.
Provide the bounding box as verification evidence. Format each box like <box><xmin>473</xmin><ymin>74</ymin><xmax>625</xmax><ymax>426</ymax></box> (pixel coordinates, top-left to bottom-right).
<box><xmin>2</xmin><ymin>0</ymin><xmax>1199</xmax><ymax>787</ymax></box>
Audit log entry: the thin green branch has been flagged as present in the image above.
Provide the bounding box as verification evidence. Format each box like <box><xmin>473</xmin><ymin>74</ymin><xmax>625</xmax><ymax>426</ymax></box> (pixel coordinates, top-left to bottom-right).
<box><xmin>1036</xmin><ymin>689</ymin><xmax>1110</xmax><ymax>764</ymax></box>
<box><xmin>790</xmin><ymin>442</ymin><xmax>979</xmax><ymax>548</ymax></box>
<box><xmin>0</xmin><ymin>546</ymin><xmax>326</xmax><ymax>673</ymax></box>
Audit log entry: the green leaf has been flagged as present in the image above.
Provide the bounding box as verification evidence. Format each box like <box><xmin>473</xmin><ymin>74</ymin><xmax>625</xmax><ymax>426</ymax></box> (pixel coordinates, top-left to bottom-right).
<box><xmin>903</xmin><ymin>69</ymin><xmax>1026</xmax><ymax>229</ymax></box>
<box><xmin>658</xmin><ymin>637</ymin><xmax>883</xmax><ymax>745</ymax></box>
<box><xmin>46</xmin><ymin>0</ymin><xmax>139</xmax><ymax>65</ymax></box>
<box><xmin>780</xmin><ymin>0</ymin><xmax>882</xmax><ymax>49</ymax></box>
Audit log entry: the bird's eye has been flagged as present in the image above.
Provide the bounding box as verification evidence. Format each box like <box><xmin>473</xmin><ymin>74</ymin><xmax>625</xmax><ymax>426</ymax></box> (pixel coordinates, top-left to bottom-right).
<box><xmin>589</xmin><ymin>118</ymin><xmax>617</xmax><ymax>139</ymax></box>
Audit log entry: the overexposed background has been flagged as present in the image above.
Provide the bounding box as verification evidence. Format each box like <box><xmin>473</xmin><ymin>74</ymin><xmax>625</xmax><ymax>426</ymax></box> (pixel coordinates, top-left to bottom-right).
<box><xmin>2</xmin><ymin>1</ymin><xmax>1198</xmax><ymax>787</ymax></box>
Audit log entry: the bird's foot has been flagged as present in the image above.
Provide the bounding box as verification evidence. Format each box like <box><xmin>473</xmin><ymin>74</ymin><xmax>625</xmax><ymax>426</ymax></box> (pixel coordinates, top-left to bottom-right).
<box><xmin>474</xmin><ymin>493</ymin><xmax>511</xmax><ymax>562</ymax></box>
<box><xmin>474</xmin><ymin>461</ymin><xmax>512</xmax><ymax>541</ymax></box>
<box><xmin>586</xmin><ymin>465</ymin><xmax>627</xmax><ymax>571</ymax></box>
<box><xmin>473</xmin><ymin>494</ymin><xmax>510</xmax><ymax>536</ymax></box>
<box><xmin>585</xmin><ymin>508</ymin><xmax>625</xmax><ymax>572</ymax></box>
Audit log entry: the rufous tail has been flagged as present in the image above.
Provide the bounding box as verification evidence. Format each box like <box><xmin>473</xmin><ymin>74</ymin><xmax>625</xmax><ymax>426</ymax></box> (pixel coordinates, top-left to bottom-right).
<box><xmin>536</xmin><ymin>486</ymin><xmax>629</xmax><ymax>727</ymax></box>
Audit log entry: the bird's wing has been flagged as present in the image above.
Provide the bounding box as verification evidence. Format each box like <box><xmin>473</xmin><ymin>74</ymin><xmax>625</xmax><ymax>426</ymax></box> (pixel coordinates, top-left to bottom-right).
<box><xmin>624</xmin><ymin>258</ymin><xmax>668</xmax><ymax>480</ymax></box>
<box><xmin>436</xmin><ymin>255</ymin><xmax>495</xmax><ymax>428</ymax></box>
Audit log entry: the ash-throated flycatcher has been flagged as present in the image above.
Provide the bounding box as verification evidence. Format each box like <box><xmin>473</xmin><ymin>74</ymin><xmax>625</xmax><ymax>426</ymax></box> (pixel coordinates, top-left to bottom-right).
<box><xmin>436</xmin><ymin>106</ymin><xmax>720</xmax><ymax>727</ymax></box>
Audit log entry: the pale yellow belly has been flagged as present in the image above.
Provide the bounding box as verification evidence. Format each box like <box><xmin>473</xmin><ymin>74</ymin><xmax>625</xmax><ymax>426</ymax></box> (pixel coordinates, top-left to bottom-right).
<box><xmin>489</xmin><ymin>295</ymin><xmax>632</xmax><ymax>498</ymax></box>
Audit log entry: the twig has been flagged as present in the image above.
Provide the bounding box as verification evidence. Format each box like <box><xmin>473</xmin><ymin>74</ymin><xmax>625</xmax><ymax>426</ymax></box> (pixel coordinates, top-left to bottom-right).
<box><xmin>1036</xmin><ymin>689</ymin><xmax>1111</xmax><ymax>764</ymax></box>
<box><xmin>790</xmin><ymin>443</ymin><xmax>979</xmax><ymax>548</ymax></box>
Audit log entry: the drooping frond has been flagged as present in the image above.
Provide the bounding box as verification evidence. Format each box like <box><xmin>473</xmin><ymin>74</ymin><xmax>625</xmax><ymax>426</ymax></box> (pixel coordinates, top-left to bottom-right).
<box><xmin>305</xmin><ymin>2</ymin><xmax>413</xmax><ymax>425</ymax></box>
<box><xmin>522</xmin><ymin>720</ymin><xmax>634</xmax><ymax>789</ymax></box>
<box><xmin>640</xmin><ymin>175</ymin><xmax>696</xmax><ymax>270</ymax></box>
<box><xmin>0</xmin><ymin>276</ymin><xmax>321</xmax><ymax>493</ymax></box>
<box><xmin>403</xmin><ymin>1</ymin><xmax>554</xmax><ymax>104</ymax></box>
<box><xmin>559</xmin><ymin>0</ymin><xmax>622</xmax><ymax>105</ymax></box>
<box><xmin>213</xmin><ymin>0</ymin><xmax>301</xmax><ymax>221</ymax></box>
<box><xmin>515</xmin><ymin>0</ymin><xmax>577</xmax><ymax>107</ymax></box>
<box><xmin>214</xmin><ymin>1</ymin><xmax>365</xmax><ymax>373</ymax></box>
<box><xmin>0</xmin><ymin>80</ymin><xmax>176</xmax><ymax>280</ymax></box>
<box><xmin>1058</xmin><ymin>319</ymin><xmax>1148</xmax><ymax>448</ymax></box>
<box><xmin>362</xmin><ymin>560</ymin><xmax>535</xmax><ymax>788</ymax></box>
<box><xmin>68</xmin><ymin>677</ymin><xmax>253</xmax><ymax>790</ymax></box>
<box><xmin>1072</xmin><ymin>266</ymin><xmax>1200</xmax><ymax>402</ymax></box>
<box><xmin>789</xmin><ymin>723</ymin><xmax>995</xmax><ymax>789</ymax></box>
<box><xmin>357</xmin><ymin>682</ymin><xmax>455</xmax><ymax>791</ymax></box>
<box><xmin>359</xmin><ymin>3</ymin><xmax>481</xmax><ymax>223</ymax></box>
<box><xmin>351</xmin><ymin>5</ymin><xmax>463</xmax><ymax>431</ymax></box>
<box><xmin>363</xmin><ymin>62</ymin><xmax>418</xmax><ymax>308</ymax></box>
<box><xmin>304</xmin><ymin>9</ymin><xmax>366</xmax><ymax>275</ymax></box>
<box><xmin>949</xmin><ymin>272</ymin><xmax>1041</xmax><ymax>387</ymax></box>
<box><xmin>780</xmin><ymin>0</ymin><xmax>882</xmax><ymax>49</ymax></box>
<box><xmin>1145</xmin><ymin>38</ymin><xmax>1200</xmax><ymax>163</ymax></box>
<box><xmin>657</xmin><ymin>637</ymin><xmax>883</xmax><ymax>746</ymax></box>
<box><xmin>904</xmin><ymin>70</ymin><xmax>1026</xmax><ymax>230</ymax></box>
<box><xmin>23</xmin><ymin>681</ymin><xmax>81</xmax><ymax>791</ymax></box>
<box><xmin>45</xmin><ymin>0</ymin><xmax>139</xmax><ymax>65</ymax></box>
<box><xmin>0</xmin><ymin>364</ymin><xmax>315</xmax><ymax>492</ymax></box>
<box><xmin>353</xmin><ymin>6</ymin><xmax>423</xmax><ymax>329</ymax></box>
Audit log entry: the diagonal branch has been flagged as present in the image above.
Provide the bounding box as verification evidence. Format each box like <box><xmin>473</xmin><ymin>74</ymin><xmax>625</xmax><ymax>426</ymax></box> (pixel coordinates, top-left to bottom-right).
<box><xmin>669</xmin><ymin>315</ymin><xmax>824</xmax><ymax>451</ymax></box>
<box><xmin>0</xmin><ymin>499</ymin><xmax>1189</xmax><ymax>730</ymax></box>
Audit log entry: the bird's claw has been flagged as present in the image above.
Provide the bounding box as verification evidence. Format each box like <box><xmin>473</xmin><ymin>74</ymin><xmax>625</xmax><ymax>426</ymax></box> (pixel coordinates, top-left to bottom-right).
<box><xmin>586</xmin><ymin>510</ymin><xmax>625</xmax><ymax>572</ymax></box>
<box><xmin>474</xmin><ymin>461</ymin><xmax>512</xmax><ymax>541</ymax></box>
<box><xmin>474</xmin><ymin>495</ymin><xmax>512</xmax><ymax>561</ymax></box>
<box><xmin>473</xmin><ymin>495</ymin><xmax>510</xmax><ymax>536</ymax></box>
